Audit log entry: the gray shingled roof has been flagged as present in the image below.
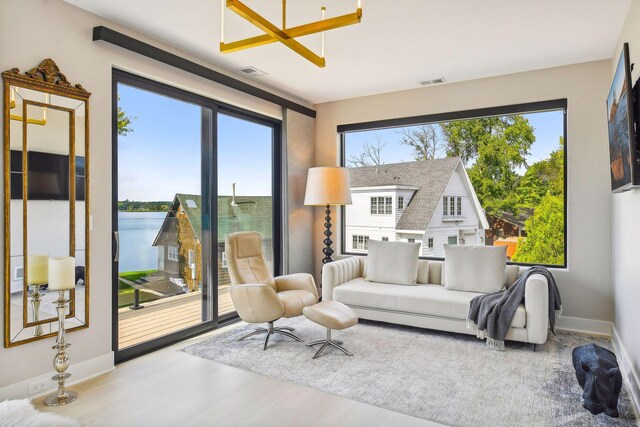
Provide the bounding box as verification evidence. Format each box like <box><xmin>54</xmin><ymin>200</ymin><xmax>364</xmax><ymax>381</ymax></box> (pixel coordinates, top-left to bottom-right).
<box><xmin>348</xmin><ymin>158</ymin><xmax>461</xmax><ymax>231</ymax></box>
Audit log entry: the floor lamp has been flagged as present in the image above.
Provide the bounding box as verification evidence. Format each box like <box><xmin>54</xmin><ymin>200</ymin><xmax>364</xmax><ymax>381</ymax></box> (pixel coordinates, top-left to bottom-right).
<box><xmin>304</xmin><ymin>167</ymin><xmax>352</xmax><ymax>264</ymax></box>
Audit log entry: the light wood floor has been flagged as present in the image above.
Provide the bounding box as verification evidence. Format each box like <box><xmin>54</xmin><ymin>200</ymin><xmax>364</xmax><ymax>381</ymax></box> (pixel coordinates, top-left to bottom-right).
<box><xmin>118</xmin><ymin>289</ymin><xmax>235</xmax><ymax>349</ymax></box>
<box><xmin>35</xmin><ymin>323</ymin><xmax>442</xmax><ymax>427</ymax></box>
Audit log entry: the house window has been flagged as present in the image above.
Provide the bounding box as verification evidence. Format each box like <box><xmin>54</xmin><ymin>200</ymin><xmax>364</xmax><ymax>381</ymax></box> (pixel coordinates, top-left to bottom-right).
<box><xmin>443</xmin><ymin>196</ymin><xmax>461</xmax><ymax>216</ymax></box>
<box><xmin>407</xmin><ymin>238</ymin><xmax>415</xmax><ymax>243</ymax></box>
<box><xmin>352</xmin><ymin>235</ymin><xmax>369</xmax><ymax>250</ymax></box>
<box><xmin>382</xmin><ymin>237</ymin><xmax>389</xmax><ymax>242</ymax></box>
<box><xmin>448</xmin><ymin>236</ymin><xmax>458</xmax><ymax>246</ymax></box>
<box><xmin>168</xmin><ymin>245</ymin><xmax>179</xmax><ymax>262</ymax></box>
<box><xmin>370</xmin><ymin>197</ymin><xmax>392</xmax><ymax>215</ymax></box>
<box><xmin>341</xmin><ymin>99</ymin><xmax>567</xmax><ymax>266</ymax></box>
<box><xmin>428</xmin><ymin>238</ymin><xmax>434</xmax><ymax>248</ymax></box>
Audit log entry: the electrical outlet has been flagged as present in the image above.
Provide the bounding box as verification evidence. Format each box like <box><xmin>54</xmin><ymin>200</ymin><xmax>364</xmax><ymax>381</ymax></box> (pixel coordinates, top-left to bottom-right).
<box><xmin>28</xmin><ymin>380</ymin><xmax>50</xmax><ymax>396</ymax></box>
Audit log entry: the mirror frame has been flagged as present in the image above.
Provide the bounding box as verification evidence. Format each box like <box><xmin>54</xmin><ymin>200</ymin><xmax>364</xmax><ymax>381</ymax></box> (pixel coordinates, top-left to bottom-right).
<box><xmin>3</xmin><ymin>59</ymin><xmax>91</xmax><ymax>347</ymax></box>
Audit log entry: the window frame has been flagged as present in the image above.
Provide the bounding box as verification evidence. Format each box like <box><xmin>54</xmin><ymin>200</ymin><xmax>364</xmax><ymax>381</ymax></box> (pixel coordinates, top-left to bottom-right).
<box><xmin>448</xmin><ymin>236</ymin><xmax>458</xmax><ymax>246</ymax></box>
<box><xmin>338</xmin><ymin>99</ymin><xmax>568</xmax><ymax>268</ymax></box>
<box><xmin>427</xmin><ymin>238</ymin><xmax>434</xmax><ymax>248</ymax></box>
<box><xmin>352</xmin><ymin>235</ymin><xmax>369</xmax><ymax>250</ymax></box>
<box><xmin>398</xmin><ymin>196</ymin><xmax>404</xmax><ymax>210</ymax></box>
<box><xmin>370</xmin><ymin>196</ymin><xmax>392</xmax><ymax>215</ymax></box>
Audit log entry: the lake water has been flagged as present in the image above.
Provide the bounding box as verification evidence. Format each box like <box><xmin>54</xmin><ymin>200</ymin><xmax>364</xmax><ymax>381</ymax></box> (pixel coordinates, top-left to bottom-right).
<box><xmin>118</xmin><ymin>212</ymin><xmax>166</xmax><ymax>273</ymax></box>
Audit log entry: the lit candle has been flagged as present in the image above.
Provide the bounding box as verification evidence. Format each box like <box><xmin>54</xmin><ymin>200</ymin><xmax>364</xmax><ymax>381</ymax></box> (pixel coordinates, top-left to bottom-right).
<box><xmin>27</xmin><ymin>255</ymin><xmax>48</xmax><ymax>285</ymax></box>
<box><xmin>48</xmin><ymin>257</ymin><xmax>76</xmax><ymax>291</ymax></box>
<box><xmin>358</xmin><ymin>0</ymin><xmax>361</xmax><ymax>9</ymax></box>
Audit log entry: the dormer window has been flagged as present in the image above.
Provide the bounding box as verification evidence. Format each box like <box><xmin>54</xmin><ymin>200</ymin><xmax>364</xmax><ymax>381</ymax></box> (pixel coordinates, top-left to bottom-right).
<box><xmin>371</xmin><ymin>197</ymin><xmax>392</xmax><ymax>215</ymax></box>
<box><xmin>398</xmin><ymin>196</ymin><xmax>404</xmax><ymax>210</ymax></box>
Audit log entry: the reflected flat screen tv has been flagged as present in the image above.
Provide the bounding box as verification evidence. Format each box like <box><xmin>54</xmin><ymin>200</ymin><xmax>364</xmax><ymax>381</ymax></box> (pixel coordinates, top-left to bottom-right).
<box><xmin>607</xmin><ymin>42</ymin><xmax>640</xmax><ymax>193</ymax></box>
<box><xmin>10</xmin><ymin>150</ymin><xmax>85</xmax><ymax>201</ymax></box>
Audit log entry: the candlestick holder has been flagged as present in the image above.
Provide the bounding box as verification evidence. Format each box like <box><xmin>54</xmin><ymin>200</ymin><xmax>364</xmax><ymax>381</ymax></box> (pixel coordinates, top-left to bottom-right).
<box><xmin>43</xmin><ymin>291</ymin><xmax>78</xmax><ymax>406</ymax></box>
<box><xmin>30</xmin><ymin>284</ymin><xmax>44</xmax><ymax>337</ymax></box>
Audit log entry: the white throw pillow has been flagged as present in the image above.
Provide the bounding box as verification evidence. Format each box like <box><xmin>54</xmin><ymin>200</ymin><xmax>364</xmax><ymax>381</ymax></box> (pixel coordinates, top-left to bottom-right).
<box><xmin>443</xmin><ymin>245</ymin><xmax>506</xmax><ymax>293</ymax></box>
<box><xmin>366</xmin><ymin>240</ymin><xmax>420</xmax><ymax>285</ymax></box>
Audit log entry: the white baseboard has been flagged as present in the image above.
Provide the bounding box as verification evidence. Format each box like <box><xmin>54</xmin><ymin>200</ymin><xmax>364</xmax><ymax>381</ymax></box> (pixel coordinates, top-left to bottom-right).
<box><xmin>0</xmin><ymin>351</ymin><xmax>114</xmax><ymax>401</ymax></box>
<box><xmin>555</xmin><ymin>315</ymin><xmax>612</xmax><ymax>336</ymax></box>
<box><xmin>611</xmin><ymin>325</ymin><xmax>640</xmax><ymax>414</ymax></box>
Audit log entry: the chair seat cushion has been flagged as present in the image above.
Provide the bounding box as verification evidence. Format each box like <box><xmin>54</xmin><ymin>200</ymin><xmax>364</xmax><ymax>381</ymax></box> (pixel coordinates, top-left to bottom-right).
<box><xmin>303</xmin><ymin>301</ymin><xmax>358</xmax><ymax>330</ymax></box>
<box><xmin>333</xmin><ymin>278</ymin><xmax>526</xmax><ymax>328</ymax></box>
<box><xmin>278</xmin><ymin>290</ymin><xmax>317</xmax><ymax>318</ymax></box>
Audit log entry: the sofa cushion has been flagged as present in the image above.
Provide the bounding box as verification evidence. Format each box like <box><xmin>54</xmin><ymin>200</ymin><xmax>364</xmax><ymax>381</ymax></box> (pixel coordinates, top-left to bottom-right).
<box><xmin>506</xmin><ymin>265</ymin><xmax>520</xmax><ymax>288</ymax></box>
<box><xmin>333</xmin><ymin>278</ymin><xmax>526</xmax><ymax>328</ymax></box>
<box><xmin>417</xmin><ymin>260</ymin><xmax>430</xmax><ymax>284</ymax></box>
<box><xmin>365</xmin><ymin>258</ymin><xmax>430</xmax><ymax>284</ymax></box>
<box><xmin>443</xmin><ymin>245</ymin><xmax>506</xmax><ymax>293</ymax></box>
<box><xmin>366</xmin><ymin>240</ymin><xmax>420</xmax><ymax>285</ymax></box>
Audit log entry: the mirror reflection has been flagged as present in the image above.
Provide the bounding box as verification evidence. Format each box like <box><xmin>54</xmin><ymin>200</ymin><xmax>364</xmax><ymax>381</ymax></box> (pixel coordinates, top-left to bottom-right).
<box><xmin>4</xmin><ymin>60</ymin><xmax>90</xmax><ymax>346</ymax></box>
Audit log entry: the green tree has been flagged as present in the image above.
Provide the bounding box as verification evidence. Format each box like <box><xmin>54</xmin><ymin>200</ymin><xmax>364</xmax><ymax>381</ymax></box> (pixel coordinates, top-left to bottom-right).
<box><xmin>117</xmin><ymin>96</ymin><xmax>135</xmax><ymax>136</ymax></box>
<box><xmin>517</xmin><ymin>137</ymin><xmax>564</xmax><ymax>209</ymax></box>
<box><xmin>511</xmin><ymin>193</ymin><xmax>564</xmax><ymax>265</ymax></box>
<box><xmin>440</xmin><ymin>115</ymin><xmax>535</xmax><ymax>214</ymax></box>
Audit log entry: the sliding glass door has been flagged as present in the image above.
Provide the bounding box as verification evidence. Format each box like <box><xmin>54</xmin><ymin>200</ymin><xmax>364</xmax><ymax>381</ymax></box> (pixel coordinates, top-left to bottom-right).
<box><xmin>112</xmin><ymin>70</ymin><xmax>281</xmax><ymax>361</ymax></box>
<box><xmin>216</xmin><ymin>113</ymin><xmax>277</xmax><ymax>320</ymax></box>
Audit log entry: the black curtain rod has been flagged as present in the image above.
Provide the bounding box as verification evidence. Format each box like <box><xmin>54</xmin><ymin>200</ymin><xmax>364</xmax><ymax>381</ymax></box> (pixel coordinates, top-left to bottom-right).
<box><xmin>92</xmin><ymin>26</ymin><xmax>316</xmax><ymax>118</ymax></box>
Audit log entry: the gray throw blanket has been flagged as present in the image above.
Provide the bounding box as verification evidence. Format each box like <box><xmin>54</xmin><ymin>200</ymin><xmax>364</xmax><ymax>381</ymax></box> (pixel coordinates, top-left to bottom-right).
<box><xmin>466</xmin><ymin>266</ymin><xmax>562</xmax><ymax>350</ymax></box>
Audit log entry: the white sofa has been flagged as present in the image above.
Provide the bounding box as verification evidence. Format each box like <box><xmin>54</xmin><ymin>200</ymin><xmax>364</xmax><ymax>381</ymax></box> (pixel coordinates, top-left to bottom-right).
<box><xmin>322</xmin><ymin>256</ymin><xmax>550</xmax><ymax>345</ymax></box>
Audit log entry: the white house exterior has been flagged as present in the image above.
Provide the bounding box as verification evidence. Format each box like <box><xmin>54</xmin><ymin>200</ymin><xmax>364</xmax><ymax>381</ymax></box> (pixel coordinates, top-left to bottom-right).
<box><xmin>345</xmin><ymin>158</ymin><xmax>489</xmax><ymax>257</ymax></box>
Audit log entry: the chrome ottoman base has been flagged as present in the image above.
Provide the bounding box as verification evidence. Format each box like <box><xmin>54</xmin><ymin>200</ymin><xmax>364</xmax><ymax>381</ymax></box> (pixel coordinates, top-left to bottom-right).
<box><xmin>305</xmin><ymin>328</ymin><xmax>353</xmax><ymax>359</ymax></box>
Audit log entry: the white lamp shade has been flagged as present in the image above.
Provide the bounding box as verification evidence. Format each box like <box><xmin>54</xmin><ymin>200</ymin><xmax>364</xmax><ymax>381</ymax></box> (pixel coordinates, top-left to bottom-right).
<box><xmin>27</xmin><ymin>255</ymin><xmax>48</xmax><ymax>285</ymax></box>
<box><xmin>304</xmin><ymin>167</ymin><xmax>352</xmax><ymax>206</ymax></box>
<box><xmin>48</xmin><ymin>257</ymin><xmax>76</xmax><ymax>290</ymax></box>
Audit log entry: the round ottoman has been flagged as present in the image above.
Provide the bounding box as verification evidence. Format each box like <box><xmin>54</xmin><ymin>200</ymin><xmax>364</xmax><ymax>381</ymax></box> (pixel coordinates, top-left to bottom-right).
<box><xmin>302</xmin><ymin>300</ymin><xmax>358</xmax><ymax>359</ymax></box>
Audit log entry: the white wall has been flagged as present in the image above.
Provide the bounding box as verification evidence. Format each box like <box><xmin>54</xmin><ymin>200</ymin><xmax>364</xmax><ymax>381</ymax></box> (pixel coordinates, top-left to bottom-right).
<box><xmin>611</xmin><ymin>0</ymin><xmax>640</xmax><ymax>409</ymax></box>
<box><xmin>314</xmin><ymin>60</ymin><xmax>614</xmax><ymax>324</ymax></box>
<box><xmin>0</xmin><ymin>0</ymin><xmax>313</xmax><ymax>393</ymax></box>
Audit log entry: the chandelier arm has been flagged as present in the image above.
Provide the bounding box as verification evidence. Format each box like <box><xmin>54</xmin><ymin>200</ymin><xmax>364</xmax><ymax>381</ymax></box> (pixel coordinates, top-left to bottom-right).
<box><xmin>220</xmin><ymin>10</ymin><xmax>362</xmax><ymax>54</ymax></box>
<box><xmin>225</xmin><ymin>0</ymin><xmax>326</xmax><ymax>67</ymax></box>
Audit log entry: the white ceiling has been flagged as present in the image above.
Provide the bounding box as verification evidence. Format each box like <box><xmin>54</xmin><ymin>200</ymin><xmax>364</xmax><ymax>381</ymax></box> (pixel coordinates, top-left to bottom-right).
<box><xmin>65</xmin><ymin>0</ymin><xmax>631</xmax><ymax>105</ymax></box>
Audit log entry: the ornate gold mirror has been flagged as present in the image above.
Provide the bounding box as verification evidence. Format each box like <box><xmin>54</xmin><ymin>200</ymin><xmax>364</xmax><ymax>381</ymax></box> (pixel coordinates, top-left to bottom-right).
<box><xmin>3</xmin><ymin>59</ymin><xmax>90</xmax><ymax>347</ymax></box>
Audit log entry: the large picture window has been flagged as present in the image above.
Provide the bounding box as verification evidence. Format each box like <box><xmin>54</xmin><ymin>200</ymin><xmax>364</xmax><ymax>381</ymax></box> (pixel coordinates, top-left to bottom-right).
<box><xmin>340</xmin><ymin>100</ymin><xmax>567</xmax><ymax>267</ymax></box>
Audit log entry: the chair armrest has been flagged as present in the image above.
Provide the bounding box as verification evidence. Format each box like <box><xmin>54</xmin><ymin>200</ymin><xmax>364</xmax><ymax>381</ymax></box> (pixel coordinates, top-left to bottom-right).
<box><xmin>524</xmin><ymin>273</ymin><xmax>549</xmax><ymax>345</ymax></box>
<box><xmin>230</xmin><ymin>284</ymin><xmax>284</xmax><ymax>324</ymax></box>
<box><xmin>322</xmin><ymin>257</ymin><xmax>363</xmax><ymax>301</ymax></box>
<box><xmin>274</xmin><ymin>273</ymin><xmax>318</xmax><ymax>301</ymax></box>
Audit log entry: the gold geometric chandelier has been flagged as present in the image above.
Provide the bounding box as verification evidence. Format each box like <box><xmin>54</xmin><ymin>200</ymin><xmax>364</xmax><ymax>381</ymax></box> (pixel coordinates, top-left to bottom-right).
<box><xmin>220</xmin><ymin>0</ymin><xmax>363</xmax><ymax>68</ymax></box>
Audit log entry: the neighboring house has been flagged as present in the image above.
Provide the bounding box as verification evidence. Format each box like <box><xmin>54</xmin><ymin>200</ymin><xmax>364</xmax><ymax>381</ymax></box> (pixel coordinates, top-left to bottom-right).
<box><xmin>345</xmin><ymin>158</ymin><xmax>489</xmax><ymax>257</ymax></box>
<box><xmin>152</xmin><ymin>193</ymin><xmax>272</xmax><ymax>291</ymax></box>
<box><xmin>485</xmin><ymin>209</ymin><xmax>533</xmax><ymax>244</ymax></box>
<box><xmin>485</xmin><ymin>208</ymin><xmax>533</xmax><ymax>259</ymax></box>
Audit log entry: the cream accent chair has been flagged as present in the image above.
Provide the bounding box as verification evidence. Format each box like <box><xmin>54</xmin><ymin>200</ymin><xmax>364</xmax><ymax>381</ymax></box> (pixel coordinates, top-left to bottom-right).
<box><xmin>226</xmin><ymin>231</ymin><xmax>318</xmax><ymax>350</ymax></box>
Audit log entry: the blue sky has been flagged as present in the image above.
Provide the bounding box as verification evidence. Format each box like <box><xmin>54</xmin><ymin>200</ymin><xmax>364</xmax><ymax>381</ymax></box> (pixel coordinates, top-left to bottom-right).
<box><xmin>344</xmin><ymin>110</ymin><xmax>565</xmax><ymax>175</ymax></box>
<box><xmin>118</xmin><ymin>83</ymin><xmax>272</xmax><ymax>201</ymax></box>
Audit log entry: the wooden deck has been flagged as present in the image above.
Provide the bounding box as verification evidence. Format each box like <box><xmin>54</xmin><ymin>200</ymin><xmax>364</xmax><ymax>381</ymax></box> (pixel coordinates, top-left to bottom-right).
<box><xmin>118</xmin><ymin>288</ymin><xmax>235</xmax><ymax>349</ymax></box>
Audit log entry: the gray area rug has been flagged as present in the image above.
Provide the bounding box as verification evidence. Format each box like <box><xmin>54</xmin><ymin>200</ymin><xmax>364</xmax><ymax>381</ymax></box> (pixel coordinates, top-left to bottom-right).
<box><xmin>181</xmin><ymin>317</ymin><xmax>638</xmax><ymax>427</ymax></box>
